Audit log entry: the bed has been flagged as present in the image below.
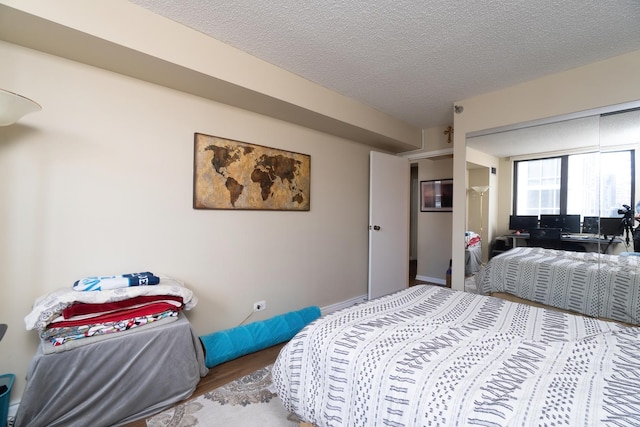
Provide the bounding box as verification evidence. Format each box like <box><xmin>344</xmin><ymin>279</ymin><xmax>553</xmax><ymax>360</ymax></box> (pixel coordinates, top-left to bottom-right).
<box><xmin>272</xmin><ymin>284</ymin><xmax>640</xmax><ymax>426</ymax></box>
<box><xmin>14</xmin><ymin>275</ymin><xmax>208</xmax><ymax>427</ymax></box>
<box><xmin>476</xmin><ymin>246</ymin><xmax>640</xmax><ymax>325</ymax></box>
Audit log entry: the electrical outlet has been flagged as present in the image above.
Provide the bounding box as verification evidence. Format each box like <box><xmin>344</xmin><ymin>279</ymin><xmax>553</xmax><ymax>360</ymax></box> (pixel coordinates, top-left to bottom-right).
<box><xmin>253</xmin><ymin>300</ymin><xmax>266</xmax><ymax>312</ymax></box>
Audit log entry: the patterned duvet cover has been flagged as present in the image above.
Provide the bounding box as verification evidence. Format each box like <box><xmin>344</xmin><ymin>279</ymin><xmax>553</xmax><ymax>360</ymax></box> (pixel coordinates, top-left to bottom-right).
<box><xmin>477</xmin><ymin>247</ymin><xmax>640</xmax><ymax>325</ymax></box>
<box><xmin>273</xmin><ymin>285</ymin><xmax>640</xmax><ymax>426</ymax></box>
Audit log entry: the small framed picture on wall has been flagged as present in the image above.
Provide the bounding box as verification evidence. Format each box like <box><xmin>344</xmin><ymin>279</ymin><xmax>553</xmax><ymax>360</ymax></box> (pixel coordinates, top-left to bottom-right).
<box><xmin>420</xmin><ymin>179</ymin><xmax>453</xmax><ymax>212</ymax></box>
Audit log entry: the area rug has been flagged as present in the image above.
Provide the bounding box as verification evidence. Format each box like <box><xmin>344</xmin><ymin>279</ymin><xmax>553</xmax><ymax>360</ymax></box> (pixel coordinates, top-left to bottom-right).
<box><xmin>146</xmin><ymin>364</ymin><xmax>300</xmax><ymax>427</ymax></box>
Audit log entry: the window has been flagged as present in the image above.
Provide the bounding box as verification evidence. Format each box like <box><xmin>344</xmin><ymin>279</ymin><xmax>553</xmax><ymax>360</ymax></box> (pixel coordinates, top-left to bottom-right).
<box><xmin>514</xmin><ymin>150</ymin><xmax>634</xmax><ymax>218</ymax></box>
<box><xmin>515</xmin><ymin>158</ymin><xmax>561</xmax><ymax>215</ymax></box>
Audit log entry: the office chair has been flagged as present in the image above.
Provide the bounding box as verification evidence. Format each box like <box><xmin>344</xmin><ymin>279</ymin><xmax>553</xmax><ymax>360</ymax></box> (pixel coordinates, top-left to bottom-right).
<box><xmin>528</xmin><ymin>227</ymin><xmax>563</xmax><ymax>249</ymax></box>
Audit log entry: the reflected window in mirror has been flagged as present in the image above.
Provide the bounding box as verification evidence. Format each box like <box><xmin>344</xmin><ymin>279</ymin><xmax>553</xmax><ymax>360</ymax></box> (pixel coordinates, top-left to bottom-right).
<box><xmin>514</xmin><ymin>149</ymin><xmax>634</xmax><ymax>218</ymax></box>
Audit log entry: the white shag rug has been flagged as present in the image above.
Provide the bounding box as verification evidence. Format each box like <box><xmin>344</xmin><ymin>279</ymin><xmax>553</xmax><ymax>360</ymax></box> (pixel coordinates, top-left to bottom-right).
<box><xmin>146</xmin><ymin>364</ymin><xmax>300</xmax><ymax>427</ymax></box>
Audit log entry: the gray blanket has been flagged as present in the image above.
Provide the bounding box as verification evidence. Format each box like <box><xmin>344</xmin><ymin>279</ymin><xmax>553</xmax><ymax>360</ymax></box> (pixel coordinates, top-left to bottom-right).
<box><xmin>15</xmin><ymin>313</ymin><xmax>208</xmax><ymax>427</ymax></box>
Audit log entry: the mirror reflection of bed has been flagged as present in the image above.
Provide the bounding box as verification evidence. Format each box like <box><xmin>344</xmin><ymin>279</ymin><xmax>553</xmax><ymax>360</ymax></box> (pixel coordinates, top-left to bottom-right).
<box><xmin>527</xmin><ymin>227</ymin><xmax>563</xmax><ymax>249</ymax></box>
<box><xmin>477</xmin><ymin>246</ymin><xmax>640</xmax><ymax>324</ymax></box>
<box><xmin>465</xmin><ymin>106</ymin><xmax>640</xmax><ymax>281</ymax></box>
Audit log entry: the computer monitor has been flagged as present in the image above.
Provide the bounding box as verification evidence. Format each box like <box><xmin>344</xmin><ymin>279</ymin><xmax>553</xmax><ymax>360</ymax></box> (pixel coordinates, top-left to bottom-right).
<box><xmin>539</xmin><ymin>214</ymin><xmax>562</xmax><ymax>229</ymax></box>
<box><xmin>562</xmin><ymin>215</ymin><xmax>581</xmax><ymax>233</ymax></box>
<box><xmin>508</xmin><ymin>215</ymin><xmax>538</xmax><ymax>232</ymax></box>
<box><xmin>539</xmin><ymin>214</ymin><xmax>581</xmax><ymax>233</ymax></box>
<box><xmin>600</xmin><ymin>217</ymin><xmax>623</xmax><ymax>238</ymax></box>
<box><xmin>582</xmin><ymin>216</ymin><xmax>599</xmax><ymax>234</ymax></box>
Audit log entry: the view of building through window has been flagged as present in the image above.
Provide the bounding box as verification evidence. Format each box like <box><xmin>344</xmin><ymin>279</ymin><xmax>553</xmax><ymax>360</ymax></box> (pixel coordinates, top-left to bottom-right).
<box><xmin>515</xmin><ymin>150</ymin><xmax>633</xmax><ymax>219</ymax></box>
<box><xmin>516</xmin><ymin>158</ymin><xmax>561</xmax><ymax>215</ymax></box>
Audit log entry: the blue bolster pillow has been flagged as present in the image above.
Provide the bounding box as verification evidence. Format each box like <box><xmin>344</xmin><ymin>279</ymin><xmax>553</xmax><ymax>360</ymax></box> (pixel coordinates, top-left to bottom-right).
<box><xmin>200</xmin><ymin>305</ymin><xmax>321</xmax><ymax>368</ymax></box>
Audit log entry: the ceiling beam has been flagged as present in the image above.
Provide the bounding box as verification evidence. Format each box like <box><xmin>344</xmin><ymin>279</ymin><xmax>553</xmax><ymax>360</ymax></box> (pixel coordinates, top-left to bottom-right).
<box><xmin>0</xmin><ymin>1</ymin><xmax>422</xmax><ymax>152</ymax></box>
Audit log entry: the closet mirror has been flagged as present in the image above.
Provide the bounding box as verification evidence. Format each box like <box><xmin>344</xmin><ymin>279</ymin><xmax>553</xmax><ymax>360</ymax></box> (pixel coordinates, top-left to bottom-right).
<box><xmin>466</xmin><ymin>107</ymin><xmax>640</xmax><ymax>261</ymax></box>
<box><xmin>463</xmin><ymin>105</ymin><xmax>640</xmax><ymax>318</ymax></box>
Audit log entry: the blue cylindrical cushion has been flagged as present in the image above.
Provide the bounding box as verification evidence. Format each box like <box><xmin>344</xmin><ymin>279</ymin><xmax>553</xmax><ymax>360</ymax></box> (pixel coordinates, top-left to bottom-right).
<box><xmin>200</xmin><ymin>305</ymin><xmax>321</xmax><ymax>368</ymax></box>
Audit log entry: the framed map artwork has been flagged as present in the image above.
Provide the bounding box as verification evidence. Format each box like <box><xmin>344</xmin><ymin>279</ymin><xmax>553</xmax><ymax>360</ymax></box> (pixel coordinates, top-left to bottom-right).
<box><xmin>193</xmin><ymin>133</ymin><xmax>311</xmax><ymax>211</ymax></box>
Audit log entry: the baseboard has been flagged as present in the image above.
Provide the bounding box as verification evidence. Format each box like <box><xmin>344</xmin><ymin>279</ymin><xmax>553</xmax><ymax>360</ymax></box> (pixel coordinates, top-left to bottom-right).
<box><xmin>416</xmin><ymin>275</ymin><xmax>445</xmax><ymax>285</ymax></box>
<box><xmin>321</xmin><ymin>294</ymin><xmax>367</xmax><ymax>315</ymax></box>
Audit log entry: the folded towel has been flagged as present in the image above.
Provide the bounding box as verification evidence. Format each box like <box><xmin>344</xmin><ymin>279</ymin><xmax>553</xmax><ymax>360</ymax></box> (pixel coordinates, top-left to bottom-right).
<box><xmin>73</xmin><ymin>272</ymin><xmax>160</xmax><ymax>292</ymax></box>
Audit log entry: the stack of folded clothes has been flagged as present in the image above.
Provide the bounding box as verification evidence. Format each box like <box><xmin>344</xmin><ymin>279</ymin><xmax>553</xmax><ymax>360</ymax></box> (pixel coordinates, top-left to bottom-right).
<box><xmin>71</xmin><ymin>271</ymin><xmax>161</xmax><ymax>291</ymax></box>
<box><xmin>465</xmin><ymin>230</ymin><xmax>482</xmax><ymax>249</ymax></box>
<box><xmin>24</xmin><ymin>272</ymin><xmax>197</xmax><ymax>354</ymax></box>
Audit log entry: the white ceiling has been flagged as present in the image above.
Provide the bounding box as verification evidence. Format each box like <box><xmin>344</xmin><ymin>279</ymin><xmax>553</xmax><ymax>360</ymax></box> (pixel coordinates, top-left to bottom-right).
<box><xmin>129</xmin><ymin>0</ymin><xmax>640</xmax><ymax>130</ymax></box>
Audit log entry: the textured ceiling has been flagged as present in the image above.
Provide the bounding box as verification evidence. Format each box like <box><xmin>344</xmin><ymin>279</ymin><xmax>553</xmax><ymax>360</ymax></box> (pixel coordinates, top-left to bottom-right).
<box><xmin>129</xmin><ymin>0</ymin><xmax>640</xmax><ymax>129</ymax></box>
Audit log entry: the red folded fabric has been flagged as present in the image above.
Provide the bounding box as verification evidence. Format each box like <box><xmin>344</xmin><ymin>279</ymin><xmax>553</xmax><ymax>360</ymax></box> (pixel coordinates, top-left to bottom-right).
<box><xmin>466</xmin><ymin>236</ymin><xmax>481</xmax><ymax>248</ymax></box>
<box><xmin>63</xmin><ymin>295</ymin><xmax>183</xmax><ymax>319</ymax></box>
<box><xmin>50</xmin><ymin>302</ymin><xmax>182</xmax><ymax>328</ymax></box>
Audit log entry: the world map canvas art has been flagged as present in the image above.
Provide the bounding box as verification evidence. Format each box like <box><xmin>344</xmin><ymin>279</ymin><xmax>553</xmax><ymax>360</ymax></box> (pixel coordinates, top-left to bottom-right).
<box><xmin>193</xmin><ymin>133</ymin><xmax>311</xmax><ymax>210</ymax></box>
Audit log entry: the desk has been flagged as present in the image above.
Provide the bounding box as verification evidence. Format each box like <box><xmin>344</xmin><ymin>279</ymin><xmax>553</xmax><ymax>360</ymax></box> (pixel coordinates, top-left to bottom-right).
<box><xmin>505</xmin><ymin>233</ymin><xmax>623</xmax><ymax>253</ymax></box>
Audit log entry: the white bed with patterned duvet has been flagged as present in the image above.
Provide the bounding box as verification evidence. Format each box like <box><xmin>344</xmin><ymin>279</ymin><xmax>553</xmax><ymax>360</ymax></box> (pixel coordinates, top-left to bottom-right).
<box><xmin>476</xmin><ymin>247</ymin><xmax>640</xmax><ymax>325</ymax></box>
<box><xmin>273</xmin><ymin>285</ymin><xmax>640</xmax><ymax>426</ymax></box>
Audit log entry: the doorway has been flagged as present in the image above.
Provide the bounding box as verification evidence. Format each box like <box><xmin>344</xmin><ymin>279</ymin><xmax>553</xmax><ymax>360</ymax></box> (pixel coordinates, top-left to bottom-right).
<box><xmin>408</xmin><ymin>156</ymin><xmax>454</xmax><ymax>286</ymax></box>
<box><xmin>410</xmin><ymin>164</ymin><xmax>419</xmax><ymax>280</ymax></box>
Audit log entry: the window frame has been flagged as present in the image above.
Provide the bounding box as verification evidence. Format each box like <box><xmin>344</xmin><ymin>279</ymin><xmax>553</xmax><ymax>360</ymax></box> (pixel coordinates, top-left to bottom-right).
<box><xmin>513</xmin><ymin>149</ymin><xmax>635</xmax><ymax>218</ymax></box>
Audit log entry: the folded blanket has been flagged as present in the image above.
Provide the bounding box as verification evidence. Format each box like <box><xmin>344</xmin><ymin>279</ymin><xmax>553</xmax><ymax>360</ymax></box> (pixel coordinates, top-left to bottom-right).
<box><xmin>73</xmin><ymin>272</ymin><xmax>160</xmax><ymax>291</ymax></box>
<box><xmin>42</xmin><ymin>310</ymin><xmax>179</xmax><ymax>347</ymax></box>
<box><xmin>25</xmin><ymin>275</ymin><xmax>197</xmax><ymax>332</ymax></box>
<box><xmin>48</xmin><ymin>301</ymin><xmax>182</xmax><ymax>328</ymax></box>
<box><xmin>61</xmin><ymin>295</ymin><xmax>184</xmax><ymax>319</ymax></box>
<box><xmin>465</xmin><ymin>231</ymin><xmax>481</xmax><ymax>249</ymax></box>
<box><xmin>39</xmin><ymin>315</ymin><xmax>179</xmax><ymax>355</ymax></box>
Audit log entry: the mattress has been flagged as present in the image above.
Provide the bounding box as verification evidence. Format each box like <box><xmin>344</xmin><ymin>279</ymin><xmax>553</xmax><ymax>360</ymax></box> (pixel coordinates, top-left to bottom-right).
<box><xmin>273</xmin><ymin>285</ymin><xmax>640</xmax><ymax>426</ymax></box>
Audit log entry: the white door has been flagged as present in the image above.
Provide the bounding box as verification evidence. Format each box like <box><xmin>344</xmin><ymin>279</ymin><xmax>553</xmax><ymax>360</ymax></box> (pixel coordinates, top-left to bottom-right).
<box><xmin>368</xmin><ymin>151</ymin><xmax>410</xmax><ymax>300</ymax></box>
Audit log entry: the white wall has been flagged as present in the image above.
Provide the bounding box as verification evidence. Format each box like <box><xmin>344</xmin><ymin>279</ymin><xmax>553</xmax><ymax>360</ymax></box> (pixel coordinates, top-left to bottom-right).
<box><xmin>0</xmin><ymin>40</ymin><xmax>373</xmax><ymax>400</ymax></box>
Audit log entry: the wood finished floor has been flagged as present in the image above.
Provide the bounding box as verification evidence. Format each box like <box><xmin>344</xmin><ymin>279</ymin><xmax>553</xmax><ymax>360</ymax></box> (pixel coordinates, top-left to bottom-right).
<box><xmin>123</xmin><ymin>342</ymin><xmax>287</xmax><ymax>427</ymax></box>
